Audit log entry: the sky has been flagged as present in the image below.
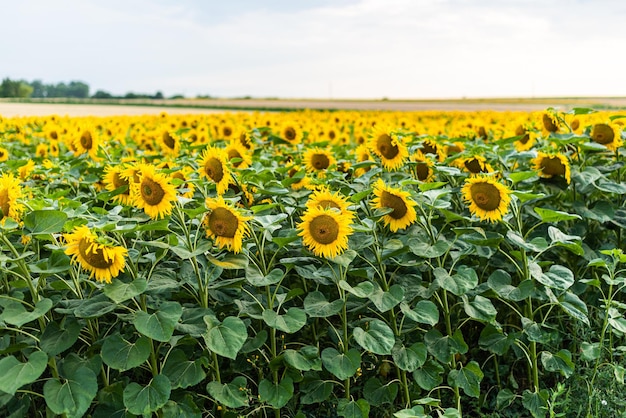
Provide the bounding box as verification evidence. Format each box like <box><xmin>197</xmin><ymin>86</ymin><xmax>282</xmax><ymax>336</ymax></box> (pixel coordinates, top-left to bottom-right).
<box><xmin>2</xmin><ymin>0</ymin><xmax>626</xmax><ymax>99</ymax></box>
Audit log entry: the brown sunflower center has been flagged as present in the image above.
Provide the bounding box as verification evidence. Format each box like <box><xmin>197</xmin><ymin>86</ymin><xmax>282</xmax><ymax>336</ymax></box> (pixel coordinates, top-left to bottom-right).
<box><xmin>542</xmin><ymin>114</ymin><xmax>558</xmax><ymax>132</ymax></box>
<box><xmin>113</xmin><ymin>173</ymin><xmax>130</xmax><ymax>195</ymax></box>
<box><xmin>519</xmin><ymin>133</ymin><xmax>530</xmax><ymax>145</ymax></box>
<box><xmin>464</xmin><ymin>158</ymin><xmax>486</xmax><ymax>174</ymax></box>
<box><xmin>50</xmin><ymin>131</ymin><xmax>58</xmax><ymax>140</ymax></box>
<box><xmin>470</xmin><ymin>182</ymin><xmax>501</xmax><ymax>211</ymax></box>
<box><xmin>78</xmin><ymin>238</ymin><xmax>113</xmax><ymax>269</ymax></box>
<box><xmin>227</xmin><ymin>148</ymin><xmax>243</xmax><ymax>167</ymax></box>
<box><xmin>311</xmin><ymin>153</ymin><xmax>330</xmax><ymax>170</ymax></box>
<box><xmin>162</xmin><ymin>132</ymin><xmax>176</xmax><ymax>149</ymax></box>
<box><xmin>376</xmin><ymin>134</ymin><xmax>399</xmax><ymax>159</ymax></box>
<box><xmin>415</xmin><ymin>162</ymin><xmax>430</xmax><ymax>181</ymax></box>
<box><xmin>309</xmin><ymin>214</ymin><xmax>339</xmax><ymax>245</ymax></box>
<box><xmin>380</xmin><ymin>191</ymin><xmax>408</xmax><ymax>219</ymax></box>
<box><xmin>140</xmin><ymin>177</ymin><xmax>166</xmax><ymax>206</ymax></box>
<box><xmin>209</xmin><ymin>207</ymin><xmax>239</xmax><ymax>238</ymax></box>
<box><xmin>284</xmin><ymin>127</ymin><xmax>296</xmax><ymax>141</ymax></box>
<box><xmin>421</xmin><ymin>142</ymin><xmax>438</xmax><ymax>155</ymax></box>
<box><xmin>80</xmin><ymin>131</ymin><xmax>93</xmax><ymax>149</ymax></box>
<box><xmin>541</xmin><ymin>157</ymin><xmax>566</xmax><ymax>176</ymax></box>
<box><xmin>204</xmin><ymin>157</ymin><xmax>224</xmax><ymax>182</ymax></box>
<box><xmin>223</xmin><ymin>127</ymin><xmax>233</xmax><ymax>137</ymax></box>
<box><xmin>591</xmin><ymin>124</ymin><xmax>614</xmax><ymax>145</ymax></box>
<box><xmin>571</xmin><ymin>119</ymin><xmax>580</xmax><ymax>131</ymax></box>
<box><xmin>515</xmin><ymin>125</ymin><xmax>525</xmax><ymax>136</ymax></box>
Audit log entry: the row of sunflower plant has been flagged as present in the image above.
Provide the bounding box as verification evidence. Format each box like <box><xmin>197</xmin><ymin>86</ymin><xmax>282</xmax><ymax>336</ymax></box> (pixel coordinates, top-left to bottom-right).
<box><xmin>0</xmin><ymin>107</ymin><xmax>624</xmax><ymax>418</ymax></box>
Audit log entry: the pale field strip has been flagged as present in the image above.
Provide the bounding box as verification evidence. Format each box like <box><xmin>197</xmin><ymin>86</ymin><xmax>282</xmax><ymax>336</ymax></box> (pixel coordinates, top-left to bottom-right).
<box><xmin>1</xmin><ymin>97</ymin><xmax>625</xmax><ymax>117</ymax></box>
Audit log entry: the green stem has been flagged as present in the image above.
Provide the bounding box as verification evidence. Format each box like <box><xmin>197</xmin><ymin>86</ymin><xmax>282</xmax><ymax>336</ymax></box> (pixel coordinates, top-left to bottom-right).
<box><xmin>212</xmin><ymin>351</ymin><xmax>221</xmax><ymax>383</ymax></box>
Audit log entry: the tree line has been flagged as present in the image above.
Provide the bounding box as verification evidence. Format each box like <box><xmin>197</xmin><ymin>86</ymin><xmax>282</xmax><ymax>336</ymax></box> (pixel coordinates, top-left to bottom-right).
<box><xmin>0</xmin><ymin>77</ymin><xmax>171</xmax><ymax>99</ymax></box>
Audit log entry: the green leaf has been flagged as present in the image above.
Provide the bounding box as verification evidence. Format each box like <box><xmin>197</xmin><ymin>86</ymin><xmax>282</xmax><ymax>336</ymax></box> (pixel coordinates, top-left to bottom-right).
<box><xmin>40</xmin><ymin>318</ymin><xmax>82</xmax><ymax>356</ymax></box>
<box><xmin>434</xmin><ymin>266</ymin><xmax>478</xmax><ymax>296</ymax></box>
<box><xmin>558</xmin><ymin>291</ymin><xmax>589</xmax><ymax>325</ymax></box>
<box><xmin>133</xmin><ymin>301</ymin><xmax>182</xmax><ymax>342</ymax></box>
<box><xmin>206</xmin><ymin>376</ymin><xmax>249</xmax><ymax>408</ymax></box>
<box><xmin>462</xmin><ymin>295</ymin><xmax>498</xmax><ymax>324</ymax></box>
<box><xmin>400</xmin><ymin>301</ymin><xmax>439</xmax><ymax>325</ymax></box>
<box><xmin>245</xmin><ymin>265</ymin><xmax>284</xmax><ymax>286</ymax></box>
<box><xmin>580</xmin><ymin>342</ymin><xmax>601</xmax><ymax>361</ymax></box>
<box><xmin>303</xmin><ymin>291</ymin><xmax>344</xmax><ymax>318</ymax></box>
<box><xmin>203</xmin><ymin>316</ymin><xmax>247</xmax><ymax>360</ymax></box>
<box><xmin>392</xmin><ymin>342</ymin><xmax>427</xmax><ymax>372</ymax></box>
<box><xmin>448</xmin><ymin>361</ymin><xmax>483</xmax><ymax>398</ymax></box>
<box><xmin>512</xmin><ymin>190</ymin><xmax>545</xmax><ymax>203</ymax></box>
<box><xmin>300</xmin><ymin>373</ymin><xmax>334</xmax><ymax>404</ymax></box>
<box><xmin>337</xmin><ymin>398</ymin><xmax>370</xmax><ymax>418</ymax></box>
<box><xmin>540</xmin><ymin>350</ymin><xmax>574</xmax><ymax>378</ymax></box>
<box><xmin>367</xmin><ymin>284</ymin><xmax>404</xmax><ymax>313</ymax></box>
<box><xmin>547</xmin><ymin>226</ymin><xmax>584</xmax><ymax>255</ymax></box>
<box><xmin>363</xmin><ymin>378</ymin><xmax>398</xmax><ymax>406</ymax></box>
<box><xmin>529</xmin><ymin>262</ymin><xmax>574</xmax><ymax>291</ymax></box>
<box><xmin>101</xmin><ymin>334</ymin><xmax>151</xmax><ymax>371</ymax></box>
<box><xmin>330</xmin><ymin>249</ymin><xmax>357</xmax><ymax>267</ymax></box>
<box><xmin>162</xmin><ymin>350</ymin><xmax>207</xmax><ymax>390</ymax></box>
<box><xmin>282</xmin><ymin>346</ymin><xmax>322</xmax><ymax>372</ymax></box>
<box><xmin>488</xmin><ymin>269</ymin><xmax>534</xmax><ymax>301</ymax></box>
<box><xmin>0</xmin><ymin>351</ymin><xmax>48</xmax><ymax>395</ymax></box>
<box><xmin>74</xmin><ymin>293</ymin><xmax>116</xmax><ymax>318</ymax></box>
<box><xmin>506</xmin><ymin>230</ymin><xmax>548</xmax><ymax>252</ymax></box>
<box><xmin>103</xmin><ymin>278</ymin><xmax>147</xmax><ymax>304</ymax></box>
<box><xmin>262</xmin><ymin>308</ymin><xmax>307</xmax><ymax>334</ymax></box>
<box><xmin>478</xmin><ymin>325</ymin><xmax>515</xmax><ymax>355</ymax></box>
<box><xmin>123</xmin><ymin>374</ymin><xmax>171</xmax><ymax>416</ymax></box>
<box><xmin>508</xmin><ymin>171</ymin><xmax>537</xmax><ymax>184</ymax></box>
<box><xmin>522</xmin><ymin>389</ymin><xmax>549</xmax><ymax>418</ymax></box>
<box><xmin>496</xmin><ymin>389</ymin><xmax>516</xmax><ymax>409</ymax></box>
<box><xmin>409</xmin><ymin>239</ymin><xmax>450</xmax><ymax>258</ymax></box>
<box><xmin>393</xmin><ymin>406</ymin><xmax>429</xmax><ymax>418</ymax></box>
<box><xmin>321</xmin><ymin>348</ymin><xmax>361</xmax><ymax>380</ymax></box>
<box><xmin>24</xmin><ymin>210</ymin><xmax>67</xmax><ymax>235</ymax></box>
<box><xmin>413</xmin><ymin>359</ymin><xmax>444</xmax><ymax>391</ymax></box>
<box><xmin>424</xmin><ymin>329</ymin><xmax>468</xmax><ymax>363</ymax></box>
<box><xmin>206</xmin><ymin>253</ymin><xmax>248</xmax><ymax>269</ymax></box>
<box><xmin>0</xmin><ymin>298</ymin><xmax>53</xmax><ymax>327</ymax></box>
<box><xmin>258</xmin><ymin>377</ymin><xmax>294</xmax><ymax>409</ymax></box>
<box><xmin>353</xmin><ymin>319</ymin><xmax>395</xmax><ymax>355</ymax></box>
<box><xmin>44</xmin><ymin>366</ymin><xmax>98</xmax><ymax>418</ymax></box>
<box><xmin>534</xmin><ymin>207</ymin><xmax>581</xmax><ymax>223</ymax></box>
<box><xmin>29</xmin><ymin>250</ymin><xmax>71</xmax><ymax>274</ymax></box>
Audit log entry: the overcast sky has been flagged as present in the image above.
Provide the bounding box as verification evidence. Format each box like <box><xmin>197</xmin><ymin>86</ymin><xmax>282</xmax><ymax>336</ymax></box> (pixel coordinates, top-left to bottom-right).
<box><xmin>2</xmin><ymin>0</ymin><xmax>625</xmax><ymax>99</ymax></box>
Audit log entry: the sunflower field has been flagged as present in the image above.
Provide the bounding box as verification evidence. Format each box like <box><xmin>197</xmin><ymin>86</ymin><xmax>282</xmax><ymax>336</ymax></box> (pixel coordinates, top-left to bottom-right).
<box><xmin>0</xmin><ymin>107</ymin><xmax>625</xmax><ymax>418</ymax></box>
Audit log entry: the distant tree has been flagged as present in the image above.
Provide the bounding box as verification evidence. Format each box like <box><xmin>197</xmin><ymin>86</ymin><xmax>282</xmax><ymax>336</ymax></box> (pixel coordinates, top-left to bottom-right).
<box><xmin>30</xmin><ymin>79</ymin><xmax>46</xmax><ymax>98</ymax></box>
<box><xmin>169</xmin><ymin>94</ymin><xmax>185</xmax><ymax>99</ymax></box>
<box><xmin>152</xmin><ymin>91</ymin><xmax>164</xmax><ymax>99</ymax></box>
<box><xmin>92</xmin><ymin>90</ymin><xmax>114</xmax><ymax>99</ymax></box>
<box><xmin>0</xmin><ymin>78</ymin><xmax>32</xmax><ymax>98</ymax></box>
<box><xmin>67</xmin><ymin>81</ymin><xmax>89</xmax><ymax>98</ymax></box>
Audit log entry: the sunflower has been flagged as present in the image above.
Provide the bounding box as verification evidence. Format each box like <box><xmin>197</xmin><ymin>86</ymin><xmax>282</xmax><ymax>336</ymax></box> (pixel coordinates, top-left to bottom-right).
<box><xmin>298</xmin><ymin>206</ymin><xmax>353</xmax><ymax>258</ymax></box>
<box><xmin>64</xmin><ymin>225</ymin><xmax>127</xmax><ymax>283</ymax></box>
<box><xmin>461</xmin><ymin>176</ymin><xmax>511</xmax><ymax>223</ymax></box>
<box><xmin>590</xmin><ymin>123</ymin><xmax>623</xmax><ymax>151</ymax></box>
<box><xmin>199</xmin><ymin>147</ymin><xmax>232</xmax><ymax>195</ymax></box>
<box><xmin>0</xmin><ymin>173</ymin><xmax>25</xmax><ymax>223</ymax></box>
<box><xmin>131</xmin><ymin>164</ymin><xmax>177</xmax><ymax>219</ymax></box>
<box><xmin>367</xmin><ymin>126</ymin><xmax>408</xmax><ymax>170</ymax></box>
<box><xmin>456</xmin><ymin>155</ymin><xmax>493</xmax><ymax>175</ymax></box>
<box><xmin>204</xmin><ymin>196</ymin><xmax>252</xmax><ymax>253</ymax></box>
<box><xmin>513</xmin><ymin>127</ymin><xmax>537</xmax><ymax>152</ymax></box>
<box><xmin>225</xmin><ymin>142</ymin><xmax>252</xmax><ymax>169</ymax></box>
<box><xmin>417</xmin><ymin>138</ymin><xmax>445</xmax><ymax>162</ymax></box>
<box><xmin>73</xmin><ymin>126</ymin><xmax>100</xmax><ymax>159</ymax></box>
<box><xmin>0</xmin><ymin>147</ymin><xmax>9</xmax><ymax>162</ymax></box>
<box><xmin>411</xmin><ymin>153</ymin><xmax>436</xmax><ymax>182</ymax></box>
<box><xmin>280</xmin><ymin>122</ymin><xmax>303</xmax><ymax>144</ymax></box>
<box><xmin>158</xmin><ymin>130</ymin><xmax>180</xmax><ymax>156</ymax></box>
<box><xmin>354</xmin><ymin>144</ymin><xmax>374</xmax><ymax>177</ymax></box>
<box><xmin>287</xmin><ymin>165</ymin><xmax>312</xmax><ymax>190</ymax></box>
<box><xmin>532</xmin><ymin>151</ymin><xmax>571</xmax><ymax>184</ymax></box>
<box><xmin>303</xmin><ymin>147</ymin><xmax>336</xmax><ymax>174</ymax></box>
<box><xmin>305</xmin><ymin>188</ymin><xmax>354</xmax><ymax>220</ymax></box>
<box><xmin>18</xmin><ymin>160</ymin><xmax>35</xmax><ymax>181</ymax></box>
<box><xmin>170</xmin><ymin>167</ymin><xmax>196</xmax><ymax>199</ymax></box>
<box><xmin>371</xmin><ymin>179</ymin><xmax>418</xmax><ymax>232</ymax></box>
<box><xmin>103</xmin><ymin>165</ymin><xmax>133</xmax><ymax>205</ymax></box>
<box><xmin>538</xmin><ymin>110</ymin><xmax>561</xmax><ymax>134</ymax></box>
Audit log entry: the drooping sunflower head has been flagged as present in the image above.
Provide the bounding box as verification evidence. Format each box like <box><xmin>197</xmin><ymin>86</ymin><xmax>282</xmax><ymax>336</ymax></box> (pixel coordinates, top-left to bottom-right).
<box><xmin>367</xmin><ymin>126</ymin><xmax>408</xmax><ymax>171</ymax></box>
<box><xmin>103</xmin><ymin>165</ymin><xmax>132</xmax><ymax>205</ymax></box>
<box><xmin>461</xmin><ymin>176</ymin><xmax>511</xmax><ymax>223</ymax></box>
<box><xmin>0</xmin><ymin>173</ymin><xmax>25</xmax><ymax>223</ymax></box>
<box><xmin>297</xmin><ymin>206</ymin><xmax>353</xmax><ymax>258</ymax></box>
<box><xmin>354</xmin><ymin>144</ymin><xmax>374</xmax><ymax>177</ymax></box>
<box><xmin>455</xmin><ymin>155</ymin><xmax>493</xmax><ymax>175</ymax></box>
<box><xmin>417</xmin><ymin>138</ymin><xmax>445</xmax><ymax>162</ymax></box>
<box><xmin>159</xmin><ymin>129</ymin><xmax>180</xmax><ymax>156</ymax></box>
<box><xmin>411</xmin><ymin>153</ymin><xmax>436</xmax><ymax>182</ymax></box>
<box><xmin>131</xmin><ymin>164</ymin><xmax>178</xmax><ymax>219</ymax></box>
<box><xmin>170</xmin><ymin>167</ymin><xmax>196</xmax><ymax>199</ymax></box>
<box><xmin>590</xmin><ymin>123</ymin><xmax>623</xmax><ymax>152</ymax></box>
<box><xmin>198</xmin><ymin>147</ymin><xmax>232</xmax><ymax>195</ymax></box>
<box><xmin>64</xmin><ymin>225</ymin><xmax>127</xmax><ymax>284</ymax></box>
<box><xmin>303</xmin><ymin>147</ymin><xmax>336</xmax><ymax>174</ymax></box>
<box><xmin>287</xmin><ymin>165</ymin><xmax>312</xmax><ymax>190</ymax></box>
<box><xmin>532</xmin><ymin>151</ymin><xmax>571</xmax><ymax>184</ymax></box>
<box><xmin>538</xmin><ymin>110</ymin><xmax>561</xmax><ymax>134</ymax></box>
<box><xmin>204</xmin><ymin>196</ymin><xmax>252</xmax><ymax>254</ymax></box>
<box><xmin>0</xmin><ymin>147</ymin><xmax>10</xmax><ymax>162</ymax></box>
<box><xmin>371</xmin><ymin>179</ymin><xmax>418</xmax><ymax>232</ymax></box>
<box><xmin>514</xmin><ymin>128</ymin><xmax>537</xmax><ymax>152</ymax></box>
